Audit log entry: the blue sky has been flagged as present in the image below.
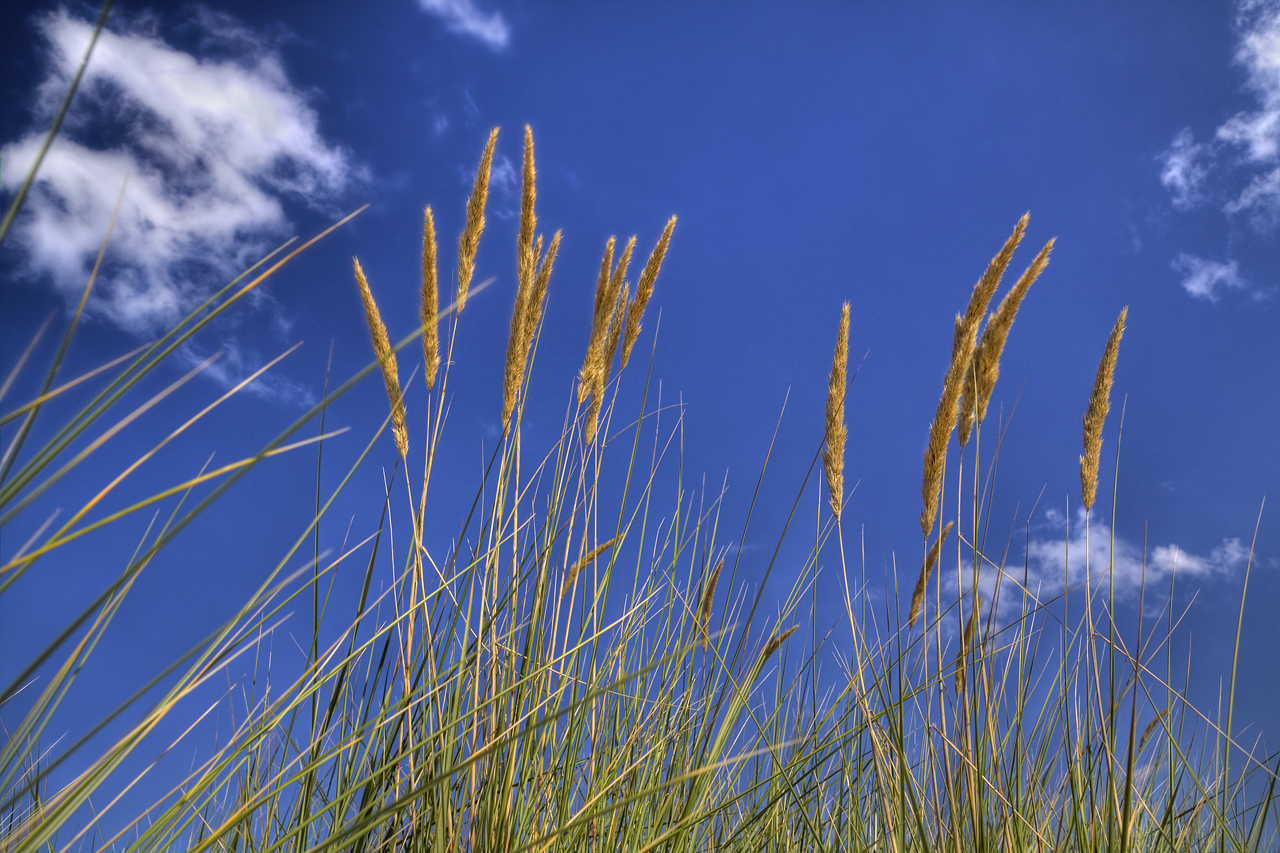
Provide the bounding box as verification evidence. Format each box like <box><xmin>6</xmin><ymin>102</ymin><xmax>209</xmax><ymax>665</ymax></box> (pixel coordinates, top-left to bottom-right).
<box><xmin>2</xmin><ymin>0</ymin><xmax>1277</xmax><ymax>836</ymax></box>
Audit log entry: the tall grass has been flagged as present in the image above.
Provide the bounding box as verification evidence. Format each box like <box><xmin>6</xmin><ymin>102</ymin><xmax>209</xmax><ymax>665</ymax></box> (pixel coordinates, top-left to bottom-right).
<box><xmin>1</xmin><ymin>127</ymin><xmax>1276</xmax><ymax>853</ymax></box>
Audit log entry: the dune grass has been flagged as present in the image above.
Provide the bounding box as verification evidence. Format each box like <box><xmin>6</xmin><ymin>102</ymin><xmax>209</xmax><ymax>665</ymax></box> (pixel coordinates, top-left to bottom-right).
<box><xmin>1</xmin><ymin>126</ymin><xmax>1277</xmax><ymax>853</ymax></box>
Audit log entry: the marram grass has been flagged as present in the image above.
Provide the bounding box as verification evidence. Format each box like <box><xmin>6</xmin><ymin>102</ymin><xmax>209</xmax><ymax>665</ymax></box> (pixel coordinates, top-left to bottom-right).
<box><xmin>1</xmin><ymin>129</ymin><xmax>1276</xmax><ymax>853</ymax></box>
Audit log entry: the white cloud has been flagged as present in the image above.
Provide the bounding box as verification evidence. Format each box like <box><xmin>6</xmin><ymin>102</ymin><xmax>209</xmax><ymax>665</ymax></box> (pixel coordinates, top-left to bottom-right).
<box><xmin>1024</xmin><ymin>508</ymin><xmax>1248</xmax><ymax>600</ymax></box>
<box><xmin>417</xmin><ymin>0</ymin><xmax>510</xmax><ymax>51</ymax></box>
<box><xmin>1158</xmin><ymin>129</ymin><xmax>1211</xmax><ymax>211</ymax></box>
<box><xmin>1171</xmin><ymin>253</ymin><xmax>1247</xmax><ymax>301</ymax></box>
<box><xmin>1</xmin><ymin>9</ymin><xmax>357</xmax><ymax>335</ymax></box>
<box><xmin>950</xmin><ymin>508</ymin><xmax>1250</xmax><ymax>622</ymax></box>
<box><xmin>1157</xmin><ymin>1</ymin><xmax>1280</xmax><ymax>230</ymax></box>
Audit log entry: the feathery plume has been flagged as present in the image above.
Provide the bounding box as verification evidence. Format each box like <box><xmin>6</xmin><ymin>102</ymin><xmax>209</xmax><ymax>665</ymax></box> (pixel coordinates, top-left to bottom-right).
<box><xmin>517</xmin><ymin>125</ymin><xmax>537</xmax><ymax>295</ymax></box>
<box><xmin>954</xmin><ymin>596</ymin><xmax>983</xmax><ymax>696</ymax></box>
<box><xmin>603</xmin><ymin>282</ymin><xmax>629</xmax><ymax>383</ymax></box>
<box><xmin>580</xmin><ymin>235</ymin><xmax>634</xmax><ymax>408</ymax></box>
<box><xmin>561</xmin><ymin>535</ymin><xmax>620</xmax><ymax>598</ymax></box>
<box><xmin>759</xmin><ymin>625</ymin><xmax>800</xmax><ymax>670</ymax></box>
<box><xmin>579</xmin><ymin>237</ymin><xmax>616</xmax><ymax>404</ymax></box>
<box><xmin>1080</xmin><ymin>306</ymin><xmax>1127</xmax><ymax>511</ymax></box>
<box><xmin>908</xmin><ymin>520</ymin><xmax>953</xmax><ymax>628</ymax></box>
<box><xmin>920</xmin><ymin>215</ymin><xmax>1027</xmax><ymax>538</ymax></box>
<box><xmin>353</xmin><ymin>257</ymin><xmax>407</xmax><ymax>458</ymax></box>
<box><xmin>622</xmin><ymin>216</ymin><xmax>676</xmax><ymax>367</ymax></box>
<box><xmin>959</xmin><ymin>237</ymin><xmax>1054</xmax><ymax>446</ymax></box>
<box><xmin>420</xmin><ymin>206</ymin><xmax>440</xmax><ymax>389</ymax></box>
<box><xmin>457</xmin><ymin>127</ymin><xmax>499</xmax><ymax>312</ymax></box>
<box><xmin>824</xmin><ymin>303</ymin><xmax>850</xmax><ymax>518</ymax></box>
<box><xmin>524</xmin><ymin>230</ymin><xmax>561</xmax><ymax>353</ymax></box>
<box><xmin>700</xmin><ymin>557</ymin><xmax>725</xmax><ymax>653</ymax></box>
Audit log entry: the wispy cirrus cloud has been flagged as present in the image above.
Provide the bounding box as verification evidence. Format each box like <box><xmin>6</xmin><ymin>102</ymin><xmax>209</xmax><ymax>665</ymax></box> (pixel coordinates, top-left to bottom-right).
<box><xmin>417</xmin><ymin>0</ymin><xmax>510</xmax><ymax>52</ymax></box>
<box><xmin>1</xmin><ymin>8</ymin><xmax>359</xmax><ymax>337</ymax></box>
<box><xmin>1158</xmin><ymin>0</ymin><xmax>1278</xmax><ymax>301</ymax></box>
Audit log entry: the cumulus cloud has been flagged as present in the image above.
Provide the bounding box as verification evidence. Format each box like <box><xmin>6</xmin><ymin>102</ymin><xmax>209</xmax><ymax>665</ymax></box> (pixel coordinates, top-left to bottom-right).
<box><xmin>1157</xmin><ymin>1</ymin><xmax>1278</xmax><ymax>301</ymax></box>
<box><xmin>949</xmin><ymin>508</ymin><xmax>1250</xmax><ymax>623</ymax></box>
<box><xmin>1171</xmin><ymin>253</ymin><xmax>1247</xmax><ymax>301</ymax></box>
<box><xmin>417</xmin><ymin>0</ymin><xmax>510</xmax><ymax>51</ymax></box>
<box><xmin>1</xmin><ymin>8</ymin><xmax>357</xmax><ymax>336</ymax></box>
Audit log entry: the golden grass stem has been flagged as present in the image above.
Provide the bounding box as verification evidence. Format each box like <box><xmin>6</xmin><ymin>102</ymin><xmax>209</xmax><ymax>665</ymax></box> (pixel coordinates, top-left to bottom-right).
<box><xmin>824</xmin><ymin>303</ymin><xmax>850</xmax><ymax>518</ymax></box>
<box><xmin>622</xmin><ymin>216</ymin><xmax>676</xmax><ymax>368</ymax></box>
<box><xmin>457</xmin><ymin>127</ymin><xmax>499</xmax><ymax>312</ymax></box>
<box><xmin>1080</xmin><ymin>306</ymin><xmax>1127</xmax><ymax>511</ymax></box>
<box><xmin>420</xmin><ymin>206</ymin><xmax>440</xmax><ymax>390</ymax></box>
<box><xmin>955</xmin><ymin>595</ymin><xmax>983</xmax><ymax>696</ymax></box>
<box><xmin>353</xmin><ymin>257</ymin><xmax>407</xmax><ymax>458</ymax></box>
<box><xmin>909</xmin><ymin>520</ymin><xmax>953</xmax><ymax>628</ymax></box>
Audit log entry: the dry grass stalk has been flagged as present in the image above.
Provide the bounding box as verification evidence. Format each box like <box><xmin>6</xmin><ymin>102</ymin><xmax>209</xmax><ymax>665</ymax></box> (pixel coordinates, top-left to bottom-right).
<box><xmin>954</xmin><ymin>595</ymin><xmax>983</xmax><ymax>696</ymax></box>
<box><xmin>823</xmin><ymin>303</ymin><xmax>850</xmax><ymax>518</ymax></box>
<box><xmin>1080</xmin><ymin>306</ymin><xmax>1127</xmax><ymax>510</ymax></box>
<box><xmin>919</xmin><ymin>215</ymin><xmax>1027</xmax><ymax>538</ymax></box>
<box><xmin>457</xmin><ymin>127</ymin><xmax>499</xmax><ymax>312</ymax></box>
<box><xmin>908</xmin><ymin>520</ymin><xmax>953</xmax><ymax>628</ymax></box>
<box><xmin>353</xmin><ymin>257</ymin><xmax>407</xmax><ymax>458</ymax></box>
<box><xmin>699</xmin><ymin>557</ymin><xmax>725</xmax><ymax>653</ymax></box>
<box><xmin>578</xmin><ymin>238</ymin><xmax>616</xmax><ymax>404</ymax></box>
<box><xmin>958</xmin><ymin>237</ymin><xmax>1054</xmax><ymax>446</ymax></box>
<box><xmin>1138</xmin><ymin>707</ymin><xmax>1170</xmax><ymax>752</ymax></box>
<box><xmin>621</xmin><ymin>216</ymin><xmax>677</xmax><ymax>368</ymax></box>
<box><xmin>420</xmin><ymin>205</ymin><xmax>440</xmax><ymax>390</ymax></box>
<box><xmin>561</xmin><ymin>535</ymin><xmax>620</xmax><ymax>598</ymax></box>
<box><xmin>759</xmin><ymin>625</ymin><xmax>800</xmax><ymax>670</ymax></box>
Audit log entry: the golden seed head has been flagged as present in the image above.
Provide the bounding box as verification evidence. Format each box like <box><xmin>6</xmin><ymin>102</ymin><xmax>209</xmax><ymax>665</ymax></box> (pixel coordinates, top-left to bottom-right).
<box><xmin>920</xmin><ymin>216</ymin><xmax>1026</xmax><ymax>538</ymax></box>
<box><xmin>517</xmin><ymin>125</ymin><xmax>537</xmax><ymax>295</ymax></box>
<box><xmin>457</xmin><ymin>127</ymin><xmax>499</xmax><ymax>312</ymax></box>
<box><xmin>959</xmin><ymin>237</ymin><xmax>1054</xmax><ymax>447</ymax></box>
<box><xmin>700</xmin><ymin>557</ymin><xmax>725</xmax><ymax>653</ymax></box>
<box><xmin>561</xmin><ymin>535</ymin><xmax>620</xmax><ymax>599</ymax></box>
<box><xmin>908</xmin><ymin>520</ymin><xmax>953</xmax><ymax>628</ymax></box>
<box><xmin>603</xmin><ymin>282</ymin><xmax>629</xmax><ymax>382</ymax></box>
<box><xmin>622</xmin><ymin>216</ymin><xmax>676</xmax><ymax>368</ymax></box>
<box><xmin>759</xmin><ymin>625</ymin><xmax>800</xmax><ymax>670</ymax></box>
<box><xmin>823</xmin><ymin>303</ymin><xmax>850</xmax><ymax>518</ymax></box>
<box><xmin>579</xmin><ymin>237</ymin><xmax>617</xmax><ymax>405</ymax></box>
<box><xmin>420</xmin><ymin>205</ymin><xmax>440</xmax><ymax>390</ymax></box>
<box><xmin>1080</xmin><ymin>306</ymin><xmax>1127</xmax><ymax>510</ymax></box>
<box><xmin>353</xmin><ymin>257</ymin><xmax>407</xmax><ymax>458</ymax></box>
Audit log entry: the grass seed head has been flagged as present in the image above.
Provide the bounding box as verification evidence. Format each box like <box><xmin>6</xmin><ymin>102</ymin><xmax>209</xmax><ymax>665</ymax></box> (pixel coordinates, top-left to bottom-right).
<box><xmin>920</xmin><ymin>215</ymin><xmax>1027</xmax><ymax>538</ymax></box>
<box><xmin>562</xmin><ymin>535</ymin><xmax>620</xmax><ymax>599</ymax></box>
<box><xmin>908</xmin><ymin>520</ymin><xmax>953</xmax><ymax>628</ymax></box>
<box><xmin>353</xmin><ymin>257</ymin><xmax>407</xmax><ymax>458</ymax></box>
<box><xmin>700</xmin><ymin>557</ymin><xmax>724</xmax><ymax>653</ymax></box>
<box><xmin>457</xmin><ymin>127</ymin><xmax>499</xmax><ymax>312</ymax></box>
<box><xmin>420</xmin><ymin>205</ymin><xmax>440</xmax><ymax>389</ymax></box>
<box><xmin>517</xmin><ymin>125</ymin><xmax>537</xmax><ymax>295</ymax></box>
<box><xmin>622</xmin><ymin>215</ymin><xmax>676</xmax><ymax>368</ymax></box>
<box><xmin>959</xmin><ymin>237</ymin><xmax>1054</xmax><ymax>447</ymax></box>
<box><xmin>823</xmin><ymin>303</ymin><xmax>850</xmax><ymax>518</ymax></box>
<box><xmin>759</xmin><ymin>625</ymin><xmax>800</xmax><ymax>671</ymax></box>
<box><xmin>1080</xmin><ymin>306</ymin><xmax>1127</xmax><ymax>510</ymax></box>
<box><xmin>579</xmin><ymin>237</ymin><xmax>616</xmax><ymax>404</ymax></box>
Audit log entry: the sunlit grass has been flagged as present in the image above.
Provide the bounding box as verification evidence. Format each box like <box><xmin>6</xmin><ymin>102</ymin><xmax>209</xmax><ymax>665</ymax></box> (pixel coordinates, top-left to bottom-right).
<box><xmin>1</xmin><ymin>124</ymin><xmax>1276</xmax><ymax>853</ymax></box>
